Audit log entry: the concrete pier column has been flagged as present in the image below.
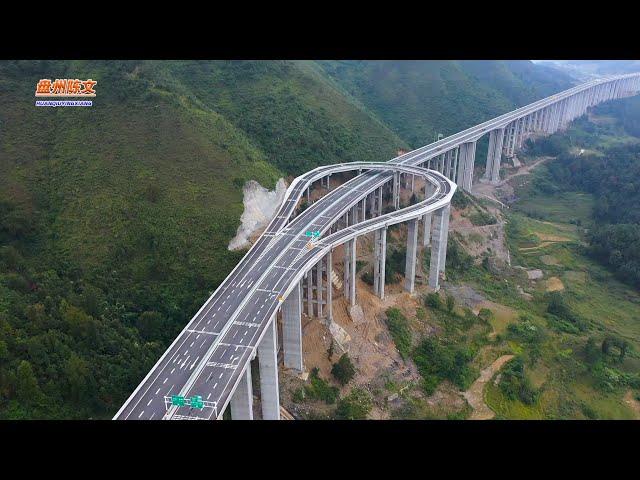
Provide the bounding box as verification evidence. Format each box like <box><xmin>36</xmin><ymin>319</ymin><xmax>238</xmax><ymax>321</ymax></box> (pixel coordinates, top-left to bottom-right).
<box><xmin>349</xmin><ymin>238</ymin><xmax>357</xmax><ymax>307</ymax></box>
<box><xmin>422</xmin><ymin>213</ymin><xmax>432</xmax><ymax>247</ymax></box>
<box><xmin>404</xmin><ymin>218</ymin><xmax>419</xmax><ymax>293</ymax></box>
<box><xmin>456</xmin><ymin>144</ymin><xmax>467</xmax><ymax>185</ymax></box>
<box><xmin>439</xmin><ymin>205</ymin><xmax>451</xmax><ymax>273</ymax></box>
<box><xmin>517</xmin><ymin>117</ymin><xmax>526</xmax><ymax>149</ymax></box>
<box><xmin>369</xmin><ymin>192</ymin><xmax>375</xmax><ymax>218</ymax></box>
<box><xmin>316</xmin><ymin>259</ymin><xmax>323</xmax><ymax>318</ymax></box>
<box><xmin>428</xmin><ymin>205</ymin><xmax>451</xmax><ymax>291</ymax></box>
<box><xmin>326</xmin><ymin>249</ymin><xmax>333</xmax><ymax>321</ymax></box>
<box><xmin>344</xmin><ymin>238</ymin><xmax>356</xmax><ymax>307</ymax></box>
<box><xmin>392</xmin><ymin>172</ymin><xmax>399</xmax><ymax>209</ymax></box>
<box><xmin>258</xmin><ymin>317</ymin><xmax>280</xmax><ymax>420</ymax></box>
<box><xmin>230</xmin><ymin>366</ymin><xmax>253</xmax><ymax>420</ymax></box>
<box><xmin>464</xmin><ymin>141</ymin><xmax>476</xmax><ymax>191</ymax></box>
<box><xmin>373</xmin><ymin>227</ymin><xmax>387</xmax><ymax>299</ymax></box>
<box><xmin>283</xmin><ymin>282</ymin><xmax>303</xmax><ymax>372</ymax></box>
<box><xmin>445</xmin><ymin>151</ymin><xmax>452</xmax><ymax>179</ymax></box>
<box><xmin>484</xmin><ymin>131</ymin><xmax>497</xmax><ymax>180</ymax></box>
<box><xmin>452</xmin><ymin>147</ymin><xmax>459</xmax><ymax>181</ymax></box>
<box><xmin>306</xmin><ymin>269</ymin><xmax>313</xmax><ymax>317</ymax></box>
<box><xmin>488</xmin><ymin>128</ymin><xmax>505</xmax><ymax>184</ymax></box>
<box><xmin>509</xmin><ymin>121</ymin><xmax>518</xmax><ymax>155</ymax></box>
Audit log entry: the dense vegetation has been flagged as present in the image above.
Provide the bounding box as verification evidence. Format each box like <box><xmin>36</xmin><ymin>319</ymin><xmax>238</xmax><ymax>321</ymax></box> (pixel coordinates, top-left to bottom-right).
<box><xmin>0</xmin><ymin>60</ymin><xmax>572</xmax><ymax>418</ymax></box>
<box><xmin>317</xmin><ymin>60</ymin><xmax>573</xmax><ymax>148</ymax></box>
<box><xmin>525</xmin><ymin>97</ymin><xmax>640</xmax><ymax>288</ymax></box>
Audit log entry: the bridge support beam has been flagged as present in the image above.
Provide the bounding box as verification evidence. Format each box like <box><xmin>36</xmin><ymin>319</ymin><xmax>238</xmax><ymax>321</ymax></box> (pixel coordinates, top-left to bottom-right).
<box><xmin>422</xmin><ymin>213</ymin><xmax>432</xmax><ymax>247</ymax></box>
<box><xmin>283</xmin><ymin>282</ymin><xmax>303</xmax><ymax>372</ymax></box>
<box><xmin>404</xmin><ymin>218</ymin><xmax>419</xmax><ymax>293</ymax></box>
<box><xmin>316</xmin><ymin>259</ymin><xmax>323</xmax><ymax>318</ymax></box>
<box><xmin>428</xmin><ymin>205</ymin><xmax>451</xmax><ymax>291</ymax></box>
<box><xmin>326</xmin><ymin>249</ymin><xmax>333</xmax><ymax>321</ymax></box>
<box><xmin>457</xmin><ymin>141</ymin><xmax>476</xmax><ymax>192</ymax></box>
<box><xmin>258</xmin><ymin>317</ymin><xmax>280</xmax><ymax>420</ymax></box>
<box><xmin>373</xmin><ymin>227</ymin><xmax>387</xmax><ymax>299</ymax></box>
<box><xmin>344</xmin><ymin>238</ymin><xmax>357</xmax><ymax>307</ymax></box>
<box><xmin>306</xmin><ymin>270</ymin><xmax>313</xmax><ymax>317</ymax></box>
<box><xmin>392</xmin><ymin>172</ymin><xmax>400</xmax><ymax>209</ymax></box>
<box><xmin>484</xmin><ymin>128</ymin><xmax>504</xmax><ymax>184</ymax></box>
<box><xmin>230</xmin><ymin>366</ymin><xmax>253</xmax><ymax>420</ymax></box>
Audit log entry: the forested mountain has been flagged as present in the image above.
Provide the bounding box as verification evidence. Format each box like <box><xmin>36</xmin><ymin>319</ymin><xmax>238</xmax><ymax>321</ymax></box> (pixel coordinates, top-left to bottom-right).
<box><xmin>316</xmin><ymin>60</ymin><xmax>574</xmax><ymax>147</ymax></box>
<box><xmin>0</xmin><ymin>60</ymin><xmax>574</xmax><ymax>418</ymax></box>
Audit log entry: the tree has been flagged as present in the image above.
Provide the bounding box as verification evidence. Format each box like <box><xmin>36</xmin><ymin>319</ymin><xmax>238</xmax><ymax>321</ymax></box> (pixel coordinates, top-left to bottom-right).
<box><xmin>65</xmin><ymin>354</ymin><xmax>91</xmax><ymax>404</ymax></box>
<box><xmin>446</xmin><ymin>294</ymin><xmax>455</xmax><ymax>313</ymax></box>
<box><xmin>0</xmin><ymin>340</ymin><xmax>8</xmax><ymax>363</ymax></box>
<box><xmin>15</xmin><ymin>360</ymin><xmax>41</xmax><ymax>404</ymax></box>
<box><xmin>331</xmin><ymin>353</ymin><xmax>356</xmax><ymax>385</ymax></box>
<box><xmin>136</xmin><ymin>311</ymin><xmax>166</xmax><ymax>342</ymax></box>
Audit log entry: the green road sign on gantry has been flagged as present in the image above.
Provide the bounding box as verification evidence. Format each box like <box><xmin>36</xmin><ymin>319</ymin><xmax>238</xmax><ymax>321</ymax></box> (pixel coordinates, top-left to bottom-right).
<box><xmin>171</xmin><ymin>395</ymin><xmax>185</xmax><ymax>407</ymax></box>
<box><xmin>191</xmin><ymin>395</ymin><xmax>204</xmax><ymax>409</ymax></box>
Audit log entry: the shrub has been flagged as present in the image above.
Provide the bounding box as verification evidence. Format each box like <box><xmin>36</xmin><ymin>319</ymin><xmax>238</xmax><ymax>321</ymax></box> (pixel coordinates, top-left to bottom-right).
<box><xmin>451</xmin><ymin>189</ymin><xmax>471</xmax><ymax>210</ymax></box>
<box><xmin>477</xmin><ymin>308</ymin><xmax>494</xmax><ymax>323</ymax></box>
<box><xmin>413</xmin><ymin>337</ymin><xmax>477</xmax><ymax>392</ymax></box>
<box><xmin>292</xmin><ymin>387</ymin><xmax>305</xmax><ymax>403</ymax></box>
<box><xmin>468</xmin><ymin>210</ymin><xmax>497</xmax><ymax>226</ymax></box>
<box><xmin>446</xmin><ymin>237</ymin><xmax>474</xmax><ymax>275</ymax></box>
<box><xmin>331</xmin><ymin>353</ymin><xmax>356</xmax><ymax>385</ymax></box>
<box><xmin>498</xmin><ymin>356</ymin><xmax>539</xmax><ymax>405</ymax></box>
<box><xmin>545</xmin><ymin>291</ymin><xmax>587</xmax><ymax>332</ymax></box>
<box><xmin>335</xmin><ymin>388</ymin><xmax>372</xmax><ymax>420</ymax></box>
<box><xmin>144</xmin><ymin>182</ymin><xmax>162</xmax><ymax>203</ymax></box>
<box><xmin>360</xmin><ymin>269</ymin><xmax>374</xmax><ymax>286</ymax></box>
<box><xmin>445</xmin><ymin>294</ymin><xmax>455</xmax><ymax>313</ymax></box>
<box><xmin>425</xmin><ymin>293</ymin><xmax>442</xmax><ymax>310</ymax></box>
<box><xmin>507</xmin><ymin>316</ymin><xmax>545</xmax><ymax>344</ymax></box>
<box><xmin>385</xmin><ymin>308</ymin><xmax>412</xmax><ymax>360</ymax></box>
<box><xmin>584</xmin><ymin>337</ymin><xmax>601</xmax><ymax>365</ymax></box>
<box><xmin>304</xmin><ymin>368</ymin><xmax>339</xmax><ymax>404</ymax></box>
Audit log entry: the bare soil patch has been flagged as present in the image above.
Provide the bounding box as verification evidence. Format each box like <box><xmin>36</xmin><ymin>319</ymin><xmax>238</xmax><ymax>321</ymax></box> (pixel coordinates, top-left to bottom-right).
<box><xmin>463</xmin><ymin>354</ymin><xmax>514</xmax><ymax>420</ymax></box>
<box><xmin>545</xmin><ymin>276</ymin><xmax>565</xmax><ymax>292</ymax></box>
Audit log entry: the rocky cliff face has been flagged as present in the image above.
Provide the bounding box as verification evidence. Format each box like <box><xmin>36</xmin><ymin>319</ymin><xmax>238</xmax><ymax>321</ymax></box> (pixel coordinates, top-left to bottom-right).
<box><xmin>228</xmin><ymin>178</ymin><xmax>288</xmax><ymax>250</ymax></box>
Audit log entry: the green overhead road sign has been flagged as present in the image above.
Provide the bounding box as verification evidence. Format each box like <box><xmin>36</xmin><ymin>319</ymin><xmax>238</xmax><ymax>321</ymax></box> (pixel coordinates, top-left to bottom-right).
<box><xmin>171</xmin><ymin>395</ymin><xmax>185</xmax><ymax>407</ymax></box>
<box><xmin>191</xmin><ymin>396</ymin><xmax>204</xmax><ymax>409</ymax></box>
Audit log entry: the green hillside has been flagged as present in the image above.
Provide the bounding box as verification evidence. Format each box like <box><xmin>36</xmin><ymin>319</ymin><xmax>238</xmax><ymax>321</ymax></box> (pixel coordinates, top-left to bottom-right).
<box><xmin>0</xmin><ymin>60</ymin><xmax>574</xmax><ymax>418</ymax></box>
<box><xmin>316</xmin><ymin>60</ymin><xmax>574</xmax><ymax>147</ymax></box>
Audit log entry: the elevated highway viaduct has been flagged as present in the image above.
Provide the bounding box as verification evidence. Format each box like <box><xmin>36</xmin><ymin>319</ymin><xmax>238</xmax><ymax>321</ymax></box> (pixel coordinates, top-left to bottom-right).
<box><xmin>114</xmin><ymin>72</ymin><xmax>640</xmax><ymax>420</ymax></box>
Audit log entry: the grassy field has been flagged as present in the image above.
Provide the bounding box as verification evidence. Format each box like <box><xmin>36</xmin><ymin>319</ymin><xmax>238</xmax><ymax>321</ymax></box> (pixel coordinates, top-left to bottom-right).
<box><xmin>478</xmin><ymin>163</ymin><xmax>640</xmax><ymax>419</ymax></box>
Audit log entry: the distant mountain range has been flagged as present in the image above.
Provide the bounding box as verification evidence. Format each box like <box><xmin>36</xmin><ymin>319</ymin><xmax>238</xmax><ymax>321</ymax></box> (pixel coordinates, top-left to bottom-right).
<box><xmin>534</xmin><ymin>60</ymin><xmax>640</xmax><ymax>80</ymax></box>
